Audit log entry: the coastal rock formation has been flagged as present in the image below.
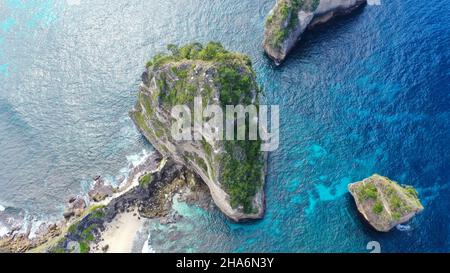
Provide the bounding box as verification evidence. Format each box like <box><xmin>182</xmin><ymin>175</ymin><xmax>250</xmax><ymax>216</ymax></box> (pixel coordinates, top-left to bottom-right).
<box><xmin>0</xmin><ymin>206</ymin><xmax>66</xmax><ymax>252</ymax></box>
<box><xmin>63</xmin><ymin>196</ymin><xmax>86</xmax><ymax>219</ymax></box>
<box><xmin>263</xmin><ymin>0</ymin><xmax>366</xmax><ymax>64</ymax></box>
<box><xmin>348</xmin><ymin>174</ymin><xmax>424</xmax><ymax>232</ymax></box>
<box><xmin>0</xmin><ymin>207</ymin><xmax>26</xmax><ymax>236</ymax></box>
<box><xmin>130</xmin><ymin>42</ymin><xmax>266</xmax><ymax>221</ymax></box>
<box><xmin>0</xmin><ymin>221</ymin><xmax>63</xmax><ymax>253</ymax></box>
<box><xmin>88</xmin><ymin>176</ymin><xmax>114</xmax><ymax>202</ymax></box>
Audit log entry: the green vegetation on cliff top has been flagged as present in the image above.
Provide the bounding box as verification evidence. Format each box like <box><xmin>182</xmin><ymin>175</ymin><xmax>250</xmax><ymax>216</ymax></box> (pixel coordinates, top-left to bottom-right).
<box><xmin>354</xmin><ymin>175</ymin><xmax>423</xmax><ymax>222</ymax></box>
<box><xmin>265</xmin><ymin>0</ymin><xmax>320</xmax><ymax>49</ymax></box>
<box><xmin>221</xmin><ymin>139</ymin><xmax>263</xmax><ymax>213</ymax></box>
<box><xmin>146</xmin><ymin>42</ymin><xmax>257</xmax><ymax>107</ymax></box>
<box><xmin>146</xmin><ymin>42</ymin><xmax>252</xmax><ymax>71</ymax></box>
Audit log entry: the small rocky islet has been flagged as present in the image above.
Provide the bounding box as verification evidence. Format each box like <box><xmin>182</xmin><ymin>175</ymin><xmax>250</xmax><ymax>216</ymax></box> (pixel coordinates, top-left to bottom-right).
<box><xmin>348</xmin><ymin>174</ymin><xmax>424</xmax><ymax>232</ymax></box>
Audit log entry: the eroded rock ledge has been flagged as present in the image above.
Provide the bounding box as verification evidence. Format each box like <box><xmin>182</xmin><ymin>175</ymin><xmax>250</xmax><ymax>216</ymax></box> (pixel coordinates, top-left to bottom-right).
<box><xmin>263</xmin><ymin>0</ymin><xmax>367</xmax><ymax>64</ymax></box>
<box><xmin>348</xmin><ymin>174</ymin><xmax>424</xmax><ymax>232</ymax></box>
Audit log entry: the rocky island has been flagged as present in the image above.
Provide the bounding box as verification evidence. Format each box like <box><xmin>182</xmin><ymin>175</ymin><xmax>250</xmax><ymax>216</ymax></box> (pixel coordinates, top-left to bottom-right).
<box><xmin>130</xmin><ymin>42</ymin><xmax>266</xmax><ymax>221</ymax></box>
<box><xmin>348</xmin><ymin>174</ymin><xmax>424</xmax><ymax>232</ymax></box>
<box><xmin>263</xmin><ymin>0</ymin><xmax>367</xmax><ymax>64</ymax></box>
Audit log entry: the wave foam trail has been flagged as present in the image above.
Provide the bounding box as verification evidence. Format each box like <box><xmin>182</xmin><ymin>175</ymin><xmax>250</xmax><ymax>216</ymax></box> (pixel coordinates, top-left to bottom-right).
<box><xmin>142</xmin><ymin>233</ymin><xmax>156</xmax><ymax>253</ymax></box>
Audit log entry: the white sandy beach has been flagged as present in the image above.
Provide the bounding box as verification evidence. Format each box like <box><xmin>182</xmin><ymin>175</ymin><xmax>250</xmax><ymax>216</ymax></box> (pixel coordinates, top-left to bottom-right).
<box><xmin>95</xmin><ymin>209</ymin><xmax>143</xmax><ymax>253</ymax></box>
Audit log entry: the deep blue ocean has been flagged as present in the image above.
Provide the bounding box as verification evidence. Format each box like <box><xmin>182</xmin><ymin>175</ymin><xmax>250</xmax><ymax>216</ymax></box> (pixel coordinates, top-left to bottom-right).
<box><xmin>0</xmin><ymin>0</ymin><xmax>449</xmax><ymax>252</ymax></box>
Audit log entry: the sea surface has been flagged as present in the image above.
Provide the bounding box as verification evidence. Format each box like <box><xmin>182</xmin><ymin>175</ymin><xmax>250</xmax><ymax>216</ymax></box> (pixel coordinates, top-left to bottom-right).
<box><xmin>0</xmin><ymin>0</ymin><xmax>449</xmax><ymax>252</ymax></box>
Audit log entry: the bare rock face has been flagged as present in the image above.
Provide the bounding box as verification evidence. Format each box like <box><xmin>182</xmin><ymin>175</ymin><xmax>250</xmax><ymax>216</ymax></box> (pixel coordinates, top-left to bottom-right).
<box><xmin>63</xmin><ymin>196</ymin><xmax>87</xmax><ymax>219</ymax></box>
<box><xmin>263</xmin><ymin>0</ymin><xmax>367</xmax><ymax>64</ymax></box>
<box><xmin>88</xmin><ymin>176</ymin><xmax>114</xmax><ymax>202</ymax></box>
<box><xmin>348</xmin><ymin>174</ymin><xmax>424</xmax><ymax>232</ymax></box>
<box><xmin>130</xmin><ymin>42</ymin><xmax>266</xmax><ymax>221</ymax></box>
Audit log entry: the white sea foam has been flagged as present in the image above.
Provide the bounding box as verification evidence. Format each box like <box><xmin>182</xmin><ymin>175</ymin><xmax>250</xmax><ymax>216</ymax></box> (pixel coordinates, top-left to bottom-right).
<box><xmin>1</xmin><ymin>204</ymin><xmax>10</xmax><ymax>237</ymax></box>
<box><xmin>396</xmin><ymin>224</ymin><xmax>411</xmax><ymax>232</ymax></box>
<box><xmin>126</xmin><ymin>149</ymin><xmax>151</xmax><ymax>167</ymax></box>
<box><xmin>28</xmin><ymin>219</ymin><xmax>47</xmax><ymax>239</ymax></box>
<box><xmin>116</xmin><ymin>149</ymin><xmax>153</xmax><ymax>189</ymax></box>
<box><xmin>141</xmin><ymin>234</ymin><xmax>156</xmax><ymax>253</ymax></box>
<box><xmin>0</xmin><ymin>225</ymin><xmax>8</xmax><ymax>237</ymax></box>
<box><xmin>80</xmin><ymin>149</ymin><xmax>153</xmax><ymax>193</ymax></box>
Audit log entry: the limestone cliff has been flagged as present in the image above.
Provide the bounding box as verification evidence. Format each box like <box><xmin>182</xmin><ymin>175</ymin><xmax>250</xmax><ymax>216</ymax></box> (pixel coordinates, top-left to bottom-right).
<box><xmin>348</xmin><ymin>174</ymin><xmax>424</xmax><ymax>232</ymax></box>
<box><xmin>130</xmin><ymin>42</ymin><xmax>265</xmax><ymax>221</ymax></box>
<box><xmin>263</xmin><ymin>0</ymin><xmax>366</xmax><ymax>64</ymax></box>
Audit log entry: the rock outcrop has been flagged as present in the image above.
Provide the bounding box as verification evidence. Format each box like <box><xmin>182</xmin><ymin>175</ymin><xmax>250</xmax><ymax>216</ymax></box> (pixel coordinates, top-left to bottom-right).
<box><xmin>63</xmin><ymin>196</ymin><xmax>86</xmax><ymax>220</ymax></box>
<box><xmin>0</xmin><ymin>221</ymin><xmax>63</xmax><ymax>253</ymax></box>
<box><xmin>88</xmin><ymin>176</ymin><xmax>114</xmax><ymax>202</ymax></box>
<box><xmin>348</xmin><ymin>174</ymin><xmax>424</xmax><ymax>232</ymax></box>
<box><xmin>130</xmin><ymin>42</ymin><xmax>266</xmax><ymax>221</ymax></box>
<box><xmin>263</xmin><ymin>0</ymin><xmax>366</xmax><ymax>64</ymax></box>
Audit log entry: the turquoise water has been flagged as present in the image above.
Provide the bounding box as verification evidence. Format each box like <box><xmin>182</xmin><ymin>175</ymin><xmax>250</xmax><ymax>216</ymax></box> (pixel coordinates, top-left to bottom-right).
<box><xmin>1</xmin><ymin>0</ymin><xmax>449</xmax><ymax>252</ymax></box>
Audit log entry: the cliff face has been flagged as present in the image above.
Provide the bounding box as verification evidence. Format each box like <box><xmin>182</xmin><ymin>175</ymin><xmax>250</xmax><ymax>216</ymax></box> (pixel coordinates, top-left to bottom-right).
<box><xmin>348</xmin><ymin>174</ymin><xmax>424</xmax><ymax>232</ymax></box>
<box><xmin>263</xmin><ymin>0</ymin><xmax>367</xmax><ymax>64</ymax></box>
<box><xmin>130</xmin><ymin>43</ymin><xmax>265</xmax><ymax>221</ymax></box>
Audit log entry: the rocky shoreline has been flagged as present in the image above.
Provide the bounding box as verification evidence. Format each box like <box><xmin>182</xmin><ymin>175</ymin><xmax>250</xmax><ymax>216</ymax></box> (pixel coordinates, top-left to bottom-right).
<box><xmin>0</xmin><ymin>151</ymin><xmax>212</xmax><ymax>253</ymax></box>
